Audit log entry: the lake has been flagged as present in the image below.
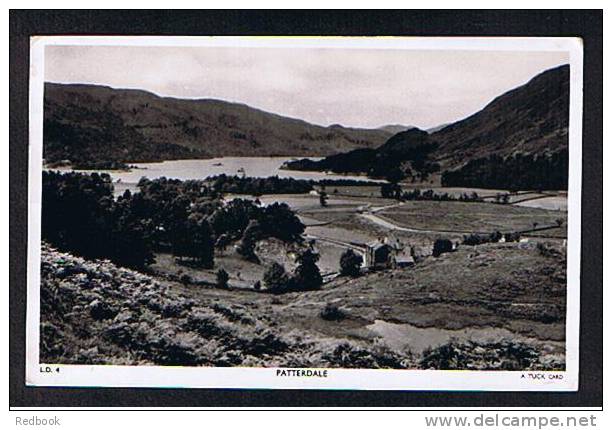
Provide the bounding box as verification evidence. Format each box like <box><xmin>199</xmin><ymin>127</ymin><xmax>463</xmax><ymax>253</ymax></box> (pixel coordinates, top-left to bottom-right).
<box><xmin>81</xmin><ymin>157</ymin><xmax>384</xmax><ymax>186</ymax></box>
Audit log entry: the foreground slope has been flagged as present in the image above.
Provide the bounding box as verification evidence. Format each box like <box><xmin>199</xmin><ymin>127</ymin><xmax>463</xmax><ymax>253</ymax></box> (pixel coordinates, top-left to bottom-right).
<box><xmin>43</xmin><ymin>83</ymin><xmax>392</xmax><ymax>164</ymax></box>
<box><xmin>40</xmin><ymin>241</ymin><xmax>565</xmax><ymax>370</ymax></box>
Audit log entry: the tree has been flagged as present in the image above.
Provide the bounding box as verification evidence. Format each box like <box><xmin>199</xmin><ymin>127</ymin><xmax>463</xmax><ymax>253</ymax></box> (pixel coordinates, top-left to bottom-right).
<box><xmin>190</xmin><ymin>215</ymin><xmax>215</xmax><ymax>268</ymax></box>
<box><xmin>216</xmin><ymin>268</ymin><xmax>229</xmax><ymax>289</ymax></box>
<box><xmin>380</xmin><ymin>182</ymin><xmax>401</xmax><ymax>199</ymax></box>
<box><xmin>41</xmin><ymin>171</ymin><xmax>155</xmax><ymax>269</ymax></box>
<box><xmin>261</xmin><ymin>203</ymin><xmax>305</xmax><ymax>242</ymax></box>
<box><xmin>339</xmin><ymin>249</ymin><xmax>362</xmax><ymax>277</ymax></box>
<box><xmin>432</xmin><ymin>238</ymin><xmax>453</xmax><ymax>257</ymax></box>
<box><xmin>293</xmin><ymin>249</ymin><xmax>323</xmax><ymax>291</ymax></box>
<box><xmin>263</xmin><ymin>262</ymin><xmax>290</xmax><ymax>293</ymax></box>
<box><xmin>171</xmin><ymin>213</ymin><xmax>215</xmax><ymax>267</ymax></box>
<box><xmin>319</xmin><ymin>190</ymin><xmax>328</xmax><ymax>207</ymax></box>
<box><xmin>237</xmin><ymin>219</ymin><xmax>261</xmax><ymax>262</ymax></box>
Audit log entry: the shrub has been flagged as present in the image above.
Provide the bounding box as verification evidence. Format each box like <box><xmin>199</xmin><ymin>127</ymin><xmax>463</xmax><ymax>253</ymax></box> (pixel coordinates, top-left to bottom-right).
<box><xmin>292</xmin><ymin>249</ymin><xmax>323</xmax><ymax>291</ymax></box>
<box><xmin>504</xmin><ymin>232</ymin><xmax>521</xmax><ymax>242</ymax></box>
<box><xmin>321</xmin><ymin>342</ymin><xmax>407</xmax><ymax>369</ymax></box>
<box><xmin>489</xmin><ymin>231</ymin><xmax>503</xmax><ymax>243</ymax></box>
<box><xmin>537</xmin><ymin>242</ymin><xmax>561</xmax><ymax>258</ymax></box>
<box><xmin>179</xmin><ymin>274</ymin><xmax>192</xmax><ymax>285</ymax></box>
<box><xmin>320</xmin><ymin>303</ymin><xmax>345</xmax><ymax>321</ymax></box>
<box><xmin>339</xmin><ymin>249</ymin><xmax>362</xmax><ymax>277</ymax></box>
<box><xmin>432</xmin><ymin>238</ymin><xmax>453</xmax><ymax>257</ymax></box>
<box><xmin>420</xmin><ymin>340</ymin><xmax>542</xmax><ymax>371</ymax></box>
<box><xmin>88</xmin><ymin>299</ymin><xmax>118</xmax><ymax>321</ymax></box>
<box><xmin>463</xmin><ymin>233</ymin><xmax>489</xmax><ymax>246</ymax></box>
<box><xmin>216</xmin><ymin>268</ymin><xmax>229</xmax><ymax>289</ymax></box>
<box><xmin>263</xmin><ymin>262</ymin><xmax>290</xmax><ymax>293</ymax></box>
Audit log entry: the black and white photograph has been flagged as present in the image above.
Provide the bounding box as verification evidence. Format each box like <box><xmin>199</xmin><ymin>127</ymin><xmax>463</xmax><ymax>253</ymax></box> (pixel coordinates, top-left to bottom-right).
<box><xmin>25</xmin><ymin>36</ymin><xmax>583</xmax><ymax>391</ymax></box>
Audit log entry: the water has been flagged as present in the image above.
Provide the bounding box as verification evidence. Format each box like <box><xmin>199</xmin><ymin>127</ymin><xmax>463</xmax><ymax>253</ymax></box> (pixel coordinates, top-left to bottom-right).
<box><xmin>366</xmin><ymin>320</ymin><xmax>564</xmax><ymax>354</ymax></box>
<box><xmin>77</xmin><ymin>157</ymin><xmax>384</xmax><ymax>186</ymax></box>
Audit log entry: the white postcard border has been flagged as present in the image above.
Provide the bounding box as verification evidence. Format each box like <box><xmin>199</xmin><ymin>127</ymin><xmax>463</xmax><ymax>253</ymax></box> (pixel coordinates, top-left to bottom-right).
<box><xmin>26</xmin><ymin>36</ymin><xmax>583</xmax><ymax>391</ymax></box>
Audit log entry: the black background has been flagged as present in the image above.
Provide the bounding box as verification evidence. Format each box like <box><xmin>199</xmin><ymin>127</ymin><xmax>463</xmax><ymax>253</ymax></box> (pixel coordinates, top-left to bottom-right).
<box><xmin>9</xmin><ymin>9</ymin><xmax>603</xmax><ymax>408</ymax></box>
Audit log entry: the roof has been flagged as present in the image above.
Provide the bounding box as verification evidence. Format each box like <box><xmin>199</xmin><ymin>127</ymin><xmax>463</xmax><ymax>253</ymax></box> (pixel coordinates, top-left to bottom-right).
<box><xmin>366</xmin><ymin>241</ymin><xmax>391</xmax><ymax>250</ymax></box>
<box><xmin>395</xmin><ymin>255</ymin><xmax>415</xmax><ymax>263</ymax></box>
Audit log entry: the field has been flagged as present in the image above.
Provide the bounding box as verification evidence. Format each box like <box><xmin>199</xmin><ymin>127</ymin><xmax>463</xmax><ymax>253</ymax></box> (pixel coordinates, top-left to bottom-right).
<box><xmin>377</xmin><ymin>201</ymin><xmax>567</xmax><ymax>235</ymax></box>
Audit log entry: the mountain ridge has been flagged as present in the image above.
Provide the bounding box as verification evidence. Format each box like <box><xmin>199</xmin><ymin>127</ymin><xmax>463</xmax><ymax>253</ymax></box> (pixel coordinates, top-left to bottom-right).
<box><xmin>43</xmin><ymin>82</ymin><xmax>393</xmax><ymax>165</ymax></box>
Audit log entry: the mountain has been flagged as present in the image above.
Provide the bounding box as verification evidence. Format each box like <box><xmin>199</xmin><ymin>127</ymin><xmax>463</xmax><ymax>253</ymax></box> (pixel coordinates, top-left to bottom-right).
<box><xmin>283</xmin><ymin>128</ymin><xmax>440</xmax><ymax>181</ymax></box>
<box><xmin>285</xmin><ymin>64</ymin><xmax>569</xmax><ymax>189</ymax></box>
<box><xmin>426</xmin><ymin>123</ymin><xmax>450</xmax><ymax>134</ymax></box>
<box><xmin>43</xmin><ymin>83</ymin><xmax>393</xmax><ymax>166</ymax></box>
<box><xmin>430</xmin><ymin>64</ymin><xmax>569</xmax><ymax>169</ymax></box>
<box><xmin>377</xmin><ymin>124</ymin><xmax>416</xmax><ymax>134</ymax></box>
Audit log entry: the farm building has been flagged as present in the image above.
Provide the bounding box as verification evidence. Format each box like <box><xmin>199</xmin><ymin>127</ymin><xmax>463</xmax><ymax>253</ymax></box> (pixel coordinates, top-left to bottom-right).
<box><xmin>364</xmin><ymin>240</ymin><xmax>394</xmax><ymax>268</ymax></box>
<box><xmin>364</xmin><ymin>236</ymin><xmax>414</xmax><ymax>269</ymax></box>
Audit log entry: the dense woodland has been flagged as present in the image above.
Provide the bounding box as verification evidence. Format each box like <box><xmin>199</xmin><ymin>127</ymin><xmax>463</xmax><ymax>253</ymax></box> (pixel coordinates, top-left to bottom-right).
<box><xmin>43</xmin><ymin>119</ymin><xmax>202</xmax><ymax>168</ymax></box>
<box><xmin>42</xmin><ymin>172</ymin><xmax>305</xmax><ymax>270</ymax></box>
<box><xmin>441</xmin><ymin>151</ymin><xmax>568</xmax><ymax>190</ymax></box>
<box><xmin>283</xmin><ymin>129</ymin><xmax>441</xmax><ymax>182</ymax></box>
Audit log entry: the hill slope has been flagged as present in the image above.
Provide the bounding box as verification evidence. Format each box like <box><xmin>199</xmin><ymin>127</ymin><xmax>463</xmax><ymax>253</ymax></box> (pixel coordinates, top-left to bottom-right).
<box><xmin>430</xmin><ymin>64</ymin><xmax>569</xmax><ymax>168</ymax></box>
<box><xmin>43</xmin><ymin>83</ymin><xmax>392</xmax><ymax>165</ymax></box>
<box><xmin>284</xmin><ymin>65</ymin><xmax>570</xmax><ymax>189</ymax></box>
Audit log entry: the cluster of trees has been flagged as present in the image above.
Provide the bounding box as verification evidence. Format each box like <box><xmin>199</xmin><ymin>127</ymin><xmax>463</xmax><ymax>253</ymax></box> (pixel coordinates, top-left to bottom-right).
<box><xmin>462</xmin><ymin>231</ymin><xmax>521</xmax><ymax>246</ymax></box>
<box><xmin>207</xmin><ymin>174</ymin><xmax>313</xmax><ymax>195</ymax></box>
<box><xmin>43</xmin><ymin>172</ymin><xmax>305</xmax><ymax>270</ymax></box>
<box><xmin>441</xmin><ymin>151</ymin><xmax>568</xmax><ymax>190</ymax></box>
<box><xmin>42</xmin><ymin>171</ymin><xmax>155</xmax><ymax>269</ymax></box>
<box><xmin>401</xmin><ymin>189</ymin><xmax>482</xmax><ymax>202</ymax></box>
<box><xmin>380</xmin><ymin>185</ymin><xmax>482</xmax><ymax>203</ymax></box>
<box><xmin>317</xmin><ymin>178</ymin><xmax>379</xmax><ymax>187</ymax></box>
<box><xmin>262</xmin><ymin>249</ymin><xmax>322</xmax><ymax>293</ymax></box>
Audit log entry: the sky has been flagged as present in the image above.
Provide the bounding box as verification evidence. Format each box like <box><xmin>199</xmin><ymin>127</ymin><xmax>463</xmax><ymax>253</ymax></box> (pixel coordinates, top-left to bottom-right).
<box><xmin>45</xmin><ymin>45</ymin><xmax>569</xmax><ymax>130</ymax></box>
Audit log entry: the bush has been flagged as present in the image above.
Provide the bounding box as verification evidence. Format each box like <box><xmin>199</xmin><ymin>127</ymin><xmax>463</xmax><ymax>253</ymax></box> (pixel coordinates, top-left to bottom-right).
<box><xmin>320</xmin><ymin>303</ymin><xmax>345</xmax><ymax>321</ymax></box>
<box><xmin>432</xmin><ymin>238</ymin><xmax>453</xmax><ymax>257</ymax></box>
<box><xmin>292</xmin><ymin>249</ymin><xmax>323</xmax><ymax>291</ymax></box>
<box><xmin>179</xmin><ymin>273</ymin><xmax>192</xmax><ymax>285</ymax></box>
<box><xmin>263</xmin><ymin>262</ymin><xmax>290</xmax><ymax>293</ymax></box>
<box><xmin>463</xmin><ymin>233</ymin><xmax>489</xmax><ymax>246</ymax></box>
<box><xmin>321</xmin><ymin>342</ymin><xmax>408</xmax><ymax>369</ymax></box>
<box><xmin>489</xmin><ymin>231</ymin><xmax>503</xmax><ymax>243</ymax></box>
<box><xmin>504</xmin><ymin>232</ymin><xmax>521</xmax><ymax>242</ymax></box>
<box><xmin>216</xmin><ymin>268</ymin><xmax>229</xmax><ymax>289</ymax></box>
<box><xmin>339</xmin><ymin>249</ymin><xmax>362</xmax><ymax>277</ymax></box>
<box><xmin>420</xmin><ymin>340</ymin><xmax>543</xmax><ymax>371</ymax></box>
<box><xmin>537</xmin><ymin>242</ymin><xmax>561</xmax><ymax>258</ymax></box>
